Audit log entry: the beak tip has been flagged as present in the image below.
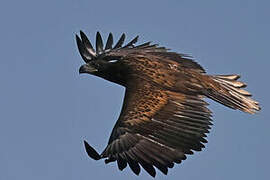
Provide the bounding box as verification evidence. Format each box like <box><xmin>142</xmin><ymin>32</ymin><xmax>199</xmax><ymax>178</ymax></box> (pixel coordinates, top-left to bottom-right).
<box><xmin>79</xmin><ymin>64</ymin><xmax>98</xmax><ymax>74</ymax></box>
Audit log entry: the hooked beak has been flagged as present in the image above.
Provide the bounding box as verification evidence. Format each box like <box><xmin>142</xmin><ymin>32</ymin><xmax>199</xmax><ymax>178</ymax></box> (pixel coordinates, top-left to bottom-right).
<box><xmin>79</xmin><ymin>64</ymin><xmax>98</xmax><ymax>74</ymax></box>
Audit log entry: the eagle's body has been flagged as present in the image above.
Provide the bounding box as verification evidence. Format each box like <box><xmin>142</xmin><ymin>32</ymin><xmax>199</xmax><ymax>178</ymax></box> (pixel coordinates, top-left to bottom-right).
<box><xmin>76</xmin><ymin>31</ymin><xmax>260</xmax><ymax>177</ymax></box>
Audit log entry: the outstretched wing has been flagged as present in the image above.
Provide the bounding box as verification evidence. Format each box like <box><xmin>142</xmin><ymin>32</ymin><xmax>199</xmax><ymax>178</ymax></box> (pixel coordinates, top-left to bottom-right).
<box><xmin>84</xmin><ymin>79</ymin><xmax>212</xmax><ymax>177</ymax></box>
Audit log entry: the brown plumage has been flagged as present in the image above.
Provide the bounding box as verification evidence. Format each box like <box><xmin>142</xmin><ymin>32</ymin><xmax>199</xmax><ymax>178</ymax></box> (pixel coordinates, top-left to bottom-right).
<box><xmin>76</xmin><ymin>31</ymin><xmax>260</xmax><ymax>177</ymax></box>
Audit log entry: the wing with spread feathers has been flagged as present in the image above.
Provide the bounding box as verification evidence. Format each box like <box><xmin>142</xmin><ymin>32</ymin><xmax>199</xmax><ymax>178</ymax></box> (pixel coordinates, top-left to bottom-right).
<box><xmin>84</xmin><ymin>80</ymin><xmax>212</xmax><ymax>177</ymax></box>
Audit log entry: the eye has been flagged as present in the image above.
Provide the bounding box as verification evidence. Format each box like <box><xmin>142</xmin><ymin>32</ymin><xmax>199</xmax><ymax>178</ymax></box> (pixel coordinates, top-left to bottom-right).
<box><xmin>108</xmin><ymin>59</ymin><xmax>118</xmax><ymax>63</ymax></box>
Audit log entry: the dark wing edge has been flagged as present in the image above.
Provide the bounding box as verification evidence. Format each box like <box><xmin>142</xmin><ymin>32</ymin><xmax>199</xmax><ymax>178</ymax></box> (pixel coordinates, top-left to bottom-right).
<box><xmin>84</xmin><ymin>81</ymin><xmax>212</xmax><ymax>177</ymax></box>
<box><xmin>84</xmin><ymin>141</ymin><xmax>101</xmax><ymax>160</ymax></box>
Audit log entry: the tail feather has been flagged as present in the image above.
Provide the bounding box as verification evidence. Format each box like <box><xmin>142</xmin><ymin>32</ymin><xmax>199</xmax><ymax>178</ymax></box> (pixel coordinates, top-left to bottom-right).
<box><xmin>205</xmin><ymin>74</ymin><xmax>260</xmax><ymax>114</ymax></box>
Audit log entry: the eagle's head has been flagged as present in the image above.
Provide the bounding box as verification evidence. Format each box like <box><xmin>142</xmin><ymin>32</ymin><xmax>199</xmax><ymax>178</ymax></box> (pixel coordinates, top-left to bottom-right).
<box><xmin>76</xmin><ymin>31</ymin><xmax>141</xmax><ymax>86</ymax></box>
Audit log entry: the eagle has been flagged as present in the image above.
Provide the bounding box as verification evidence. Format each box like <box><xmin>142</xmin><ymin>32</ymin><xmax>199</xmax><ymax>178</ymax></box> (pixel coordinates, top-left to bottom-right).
<box><xmin>76</xmin><ymin>31</ymin><xmax>260</xmax><ymax>177</ymax></box>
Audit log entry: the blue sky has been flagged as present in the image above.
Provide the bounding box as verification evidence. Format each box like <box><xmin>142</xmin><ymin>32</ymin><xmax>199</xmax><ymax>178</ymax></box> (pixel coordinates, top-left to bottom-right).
<box><xmin>0</xmin><ymin>0</ymin><xmax>269</xmax><ymax>179</ymax></box>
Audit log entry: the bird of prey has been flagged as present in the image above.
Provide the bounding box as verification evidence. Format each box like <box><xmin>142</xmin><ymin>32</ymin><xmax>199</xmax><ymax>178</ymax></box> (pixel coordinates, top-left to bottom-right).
<box><xmin>76</xmin><ymin>31</ymin><xmax>260</xmax><ymax>177</ymax></box>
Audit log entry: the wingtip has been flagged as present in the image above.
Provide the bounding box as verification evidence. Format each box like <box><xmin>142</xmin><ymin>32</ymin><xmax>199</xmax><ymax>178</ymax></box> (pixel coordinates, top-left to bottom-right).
<box><xmin>134</xmin><ymin>35</ymin><xmax>139</xmax><ymax>42</ymax></box>
<box><xmin>113</xmin><ymin>33</ymin><xmax>126</xmax><ymax>49</ymax></box>
<box><xmin>80</xmin><ymin>30</ymin><xmax>87</xmax><ymax>40</ymax></box>
<box><xmin>105</xmin><ymin>32</ymin><xmax>114</xmax><ymax>50</ymax></box>
<box><xmin>83</xmin><ymin>140</ymin><xmax>102</xmax><ymax>160</ymax></box>
<box><xmin>96</xmin><ymin>31</ymin><xmax>102</xmax><ymax>41</ymax></box>
<box><xmin>75</xmin><ymin>34</ymin><xmax>81</xmax><ymax>42</ymax></box>
<box><xmin>123</xmin><ymin>35</ymin><xmax>139</xmax><ymax>48</ymax></box>
<box><xmin>149</xmin><ymin>170</ymin><xmax>156</xmax><ymax>178</ymax></box>
<box><xmin>151</xmin><ymin>172</ymin><xmax>156</xmax><ymax>178</ymax></box>
<box><xmin>96</xmin><ymin>31</ymin><xmax>104</xmax><ymax>53</ymax></box>
<box><xmin>79</xmin><ymin>30</ymin><xmax>84</xmax><ymax>36</ymax></box>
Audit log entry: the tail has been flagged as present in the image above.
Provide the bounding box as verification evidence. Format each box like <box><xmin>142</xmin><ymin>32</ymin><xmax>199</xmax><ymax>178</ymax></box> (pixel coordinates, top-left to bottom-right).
<box><xmin>204</xmin><ymin>74</ymin><xmax>260</xmax><ymax>114</ymax></box>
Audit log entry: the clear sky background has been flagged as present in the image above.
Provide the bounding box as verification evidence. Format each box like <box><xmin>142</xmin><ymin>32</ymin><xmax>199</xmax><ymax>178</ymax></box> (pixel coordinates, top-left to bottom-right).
<box><xmin>0</xmin><ymin>0</ymin><xmax>269</xmax><ymax>180</ymax></box>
